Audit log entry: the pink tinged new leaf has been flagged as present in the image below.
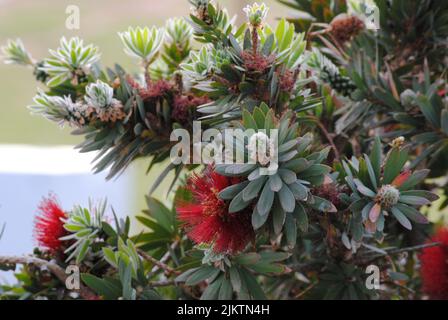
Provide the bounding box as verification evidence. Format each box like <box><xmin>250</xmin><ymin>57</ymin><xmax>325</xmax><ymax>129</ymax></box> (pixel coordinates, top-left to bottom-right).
<box><xmin>364</xmin><ymin>219</ymin><xmax>377</xmax><ymax>233</ymax></box>
<box><xmin>369</xmin><ymin>203</ymin><xmax>382</xmax><ymax>223</ymax></box>
<box><xmin>391</xmin><ymin>170</ymin><xmax>411</xmax><ymax>188</ymax></box>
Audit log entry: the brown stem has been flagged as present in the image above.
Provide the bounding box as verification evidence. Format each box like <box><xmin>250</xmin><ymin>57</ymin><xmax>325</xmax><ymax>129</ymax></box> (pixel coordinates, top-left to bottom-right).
<box><xmin>0</xmin><ymin>255</ymin><xmax>96</xmax><ymax>300</ymax></box>
<box><xmin>313</xmin><ymin>117</ymin><xmax>341</xmax><ymax>161</ymax></box>
<box><xmin>137</xmin><ymin>249</ymin><xmax>180</xmax><ymax>276</ymax></box>
<box><xmin>294</xmin><ymin>281</ymin><xmax>318</xmax><ymax>299</ymax></box>
<box><xmin>148</xmin><ymin>279</ymin><xmax>177</xmax><ymax>287</ymax></box>
<box><xmin>150</xmin><ymin>240</ymin><xmax>179</xmax><ymax>274</ymax></box>
<box><xmin>143</xmin><ymin>60</ymin><xmax>151</xmax><ymax>87</ymax></box>
<box><xmin>251</xmin><ymin>27</ymin><xmax>259</xmax><ymax>55</ymax></box>
<box><xmin>361</xmin><ymin>242</ymin><xmax>441</xmax><ymax>264</ymax></box>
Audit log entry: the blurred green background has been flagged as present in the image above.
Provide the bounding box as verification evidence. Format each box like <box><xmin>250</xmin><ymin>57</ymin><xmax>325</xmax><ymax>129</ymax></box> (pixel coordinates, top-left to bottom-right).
<box><xmin>0</xmin><ymin>0</ymin><xmax>288</xmax><ymax>214</ymax></box>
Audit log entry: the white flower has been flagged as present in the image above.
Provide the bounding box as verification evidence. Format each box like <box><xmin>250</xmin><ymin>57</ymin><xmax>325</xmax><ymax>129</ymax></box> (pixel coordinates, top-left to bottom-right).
<box><xmin>29</xmin><ymin>89</ymin><xmax>84</xmax><ymax>125</ymax></box>
<box><xmin>243</xmin><ymin>2</ymin><xmax>269</xmax><ymax>26</ymax></box>
<box><xmin>1</xmin><ymin>38</ymin><xmax>34</xmax><ymax>66</ymax></box>
<box><xmin>85</xmin><ymin>80</ymin><xmax>114</xmax><ymax>108</ymax></box>
<box><xmin>118</xmin><ymin>26</ymin><xmax>164</xmax><ymax>62</ymax></box>
<box><xmin>181</xmin><ymin>46</ymin><xmax>214</xmax><ymax>82</ymax></box>
<box><xmin>165</xmin><ymin>18</ymin><xmax>193</xmax><ymax>45</ymax></box>
<box><xmin>41</xmin><ymin>37</ymin><xmax>100</xmax><ymax>87</ymax></box>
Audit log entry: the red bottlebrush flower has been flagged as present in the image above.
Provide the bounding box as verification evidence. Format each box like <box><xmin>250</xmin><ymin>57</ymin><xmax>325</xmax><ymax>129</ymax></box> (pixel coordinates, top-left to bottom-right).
<box><xmin>172</xmin><ymin>95</ymin><xmax>210</xmax><ymax>125</ymax></box>
<box><xmin>33</xmin><ymin>194</ymin><xmax>68</xmax><ymax>254</ymax></box>
<box><xmin>312</xmin><ymin>182</ymin><xmax>346</xmax><ymax>209</ymax></box>
<box><xmin>177</xmin><ymin>167</ymin><xmax>254</xmax><ymax>254</ymax></box>
<box><xmin>241</xmin><ymin>51</ymin><xmax>274</xmax><ymax>73</ymax></box>
<box><xmin>278</xmin><ymin>69</ymin><xmax>297</xmax><ymax>93</ymax></box>
<box><xmin>126</xmin><ymin>76</ymin><xmax>173</xmax><ymax>100</ymax></box>
<box><xmin>420</xmin><ymin>228</ymin><xmax>448</xmax><ymax>299</ymax></box>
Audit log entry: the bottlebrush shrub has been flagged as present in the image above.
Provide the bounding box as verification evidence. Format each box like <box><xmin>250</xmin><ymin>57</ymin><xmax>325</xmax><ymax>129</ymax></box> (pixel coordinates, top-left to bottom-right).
<box><xmin>0</xmin><ymin>0</ymin><xmax>445</xmax><ymax>300</ymax></box>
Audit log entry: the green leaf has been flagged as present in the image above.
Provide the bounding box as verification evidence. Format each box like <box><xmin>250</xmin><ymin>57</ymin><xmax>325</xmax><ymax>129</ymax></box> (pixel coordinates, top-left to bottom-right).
<box><xmin>353</xmin><ymin>179</ymin><xmax>376</xmax><ymax>197</ymax></box>
<box><xmin>364</xmin><ymin>154</ymin><xmax>378</xmax><ymax>190</ymax></box>
<box><xmin>242</xmin><ymin>109</ymin><xmax>258</xmax><ymax>130</ymax></box>
<box><xmin>292</xmin><ymin>202</ymin><xmax>308</xmax><ymax>232</ymax></box>
<box><xmin>383</xmin><ymin>147</ymin><xmax>408</xmax><ymax>185</ymax></box>
<box><xmin>398</xmin><ymin>169</ymin><xmax>429</xmax><ymax>191</ymax></box>
<box><xmin>284</xmin><ymin>213</ymin><xmax>296</xmax><ymax>247</ymax></box>
<box><xmin>288</xmin><ymin>181</ymin><xmax>308</xmax><ymax>201</ymax></box>
<box><xmin>416</xmin><ymin>95</ymin><xmax>440</xmax><ymax>128</ymax></box>
<box><xmin>201</xmin><ymin>275</ymin><xmax>223</xmax><ymax>300</ymax></box>
<box><xmin>395</xmin><ymin>203</ymin><xmax>428</xmax><ymax>224</ymax></box>
<box><xmin>273</xmin><ymin>204</ymin><xmax>286</xmax><ymax>234</ymax></box>
<box><xmin>400</xmin><ymin>190</ymin><xmax>439</xmax><ymax>201</ymax></box>
<box><xmin>102</xmin><ymin>247</ymin><xmax>117</xmax><ymax>267</ymax></box>
<box><xmin>310</xmin><ymin>196</ymin><xmax>337</xmax><ymax>212</ymax></box>
<box><xmin>234</xmin><ymin>253</ymin><xmax>260</xmax><ymax>265</ymax></box>
<box><xmin>253</xmin><ymin>107</ymin><xmax>266</xmax><ymax>129</ymax></box>
<box><xmin>249</xmin><ymin>262</ymin><xmax>287</xmax><ymax>274</ymax></box>
<box><xmin>278</xmin><ymin>169</ymin><xmax>297</xmax><ymax>184</ymax></box>
<box><xmin>229</xmin><ymin>189</ymin><xmax>251</xmax><ymax>213</ymax></box>
<box><xmin>76</xmin><ymin>239</ymin><xmax>91</xmax><ymax>264</ymax></box>
<box><xmin>252</xmin><ymin>206</ymin><xmax>269</xmax><ymax>229</ymax></box>
<box><xmin>238</xmin><ymin>268</ymin><xmax>266</xmax><ymax>300</ymax></box>
<box><xmin>218</xmin><ymin>278</ymin><xmax>233</xmax><ymax>300</ymax></box>
<box><xmin>219</xmin><ymin>181</ymin><xmax>249</xmax><ymax>200</ymax></box>
<box><xmin>442</xmin><ymin>109</ymin><xmax>448</xmax><ymax>135</ymax></box>
<box><xmin>391</xmin><ymin>207</ymin><xmax>412</xmax><ymax>230</ymax></box>
<box><xmin>186</xmin><ymin>267</ymin><xmax>220</xmax><ymax>286</ymax></box>
<box><xmin>398</xmin><ymin>195</ymin><xmax>431</xmax><ymax>206</ymax></box>
<box><xmin>257</xmin><ymin>181</ymin><xmax>275</xmax><ymax>216</ymax></box>
<box><xmin>389</xmin><ymin>271</ymin><xmax>409</xmax><ymax>281</ymax></box>
<box><xmin>81</xmin><ymin>274</ymin><xmax>122</xmax><ymax>300</ymax></box>
<box><xmin>119</xmin><ymin>262</ymin><xmax>134</xmax><ymax>300</ymax></box>
<box><xmin>269</xmin><ymin>174</ymin><xmax>283</xmax><ymax>192</ymax></box>
<box><xmin>146</xmin><ymin>197</ymin><xmax>174</xmax><ymax>233</ymax></box>
<box><xmin>278</xmin><ymin>185</ymin><xmax>296</xmax><ymax>212</ymax></box>
<box><xmin>175</xmin><ymin>268</ymin><xmax>199</xmax><ymax>283</ymax></box>
<box><xmin>242</xmin><ymin>177</ymin><xmax>267</xmax><ymax>201</ymax></box>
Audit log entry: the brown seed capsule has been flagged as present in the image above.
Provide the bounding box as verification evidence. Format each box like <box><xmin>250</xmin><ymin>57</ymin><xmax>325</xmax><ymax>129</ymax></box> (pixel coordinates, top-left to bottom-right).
<box><xmin>329</xmin><ymin>14</ymin><xmax>365</xmax><ymax>44</ymax></box>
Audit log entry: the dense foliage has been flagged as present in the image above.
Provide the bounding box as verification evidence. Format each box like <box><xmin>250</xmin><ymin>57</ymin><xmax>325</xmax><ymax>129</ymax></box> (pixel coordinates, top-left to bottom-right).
<box><xmin>1</xmin><ymin>0</ymin><xmax>447</xmax><ymax>300</ymax></box>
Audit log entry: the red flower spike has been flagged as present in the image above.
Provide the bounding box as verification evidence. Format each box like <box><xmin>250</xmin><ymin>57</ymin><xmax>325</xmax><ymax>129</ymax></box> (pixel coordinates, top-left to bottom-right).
<box><xmin>177</xmin><ymin>167</ymin><xmax>254</xmax><ymax>254</ymax></box>
<box><xmin>391</xmin><ymin>170</ymin><xmax>411</xmax><ymax>188</ymax></box>
<box><xmin>33</xmin><ymin>194</ymin><xmax>68</xmax><ymax>254</ymax></box>
<box><xmin>420</xmin><ymin>228</ymin><xmax>448</xmax><ymax>299</ymax></box>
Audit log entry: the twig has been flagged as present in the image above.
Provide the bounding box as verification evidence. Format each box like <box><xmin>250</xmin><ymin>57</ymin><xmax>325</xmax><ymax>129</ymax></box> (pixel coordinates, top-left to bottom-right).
<box><xmin>148</xmin><ymin>279</ymin><xmax>177</xmax><ymax>287</ymax></box>
<box><xmin>362</xmin><ymin>242</ymin><xmax>441</xmax><ymax>263</ymax></box>
<box><xmin>384</xmin><ymin>242</ymin><xmax>440</xmax><ymax>255</ymax></box>
<box><xmin>142</xmin><ymin>60</ymin><xmax>151</xmax><ymax>87</ymax></box>
<box><xmin>384</xmin><ymin>281</ymin><xmax>415</xmax><ymax>295</ymax></box>
<box><xmin>137</xmin><ymin>249</ymin><xmax>180</xmax><ymax>276</ymax></box>
<box><xmin>294</xmin><ymin>281</ymin><xmax>318</xmax><ymax>299</ymax></box>
<box><xmin>0</xmin><ymin>255</ymin><xmax>96</xmax><ymax>300</ymax></box>
<box><xmin>313</xmin><ymin>117</ymin><xmax>341</xmax><ymax>161</ymax></box>
<box><xmin>151</xmin><ymin>240</ymin><xmax>179</xmax><ymax>274</ymax></box>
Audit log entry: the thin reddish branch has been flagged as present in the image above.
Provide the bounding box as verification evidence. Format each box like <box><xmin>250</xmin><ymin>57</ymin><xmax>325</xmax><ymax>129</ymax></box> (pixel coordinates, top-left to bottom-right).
<box><xmin>137</xmin><ymin>248</ymin><xmax>180</xmax><ymax>276</ymax></box>
<box><xmin>313</xmin><ymin>117</ymin><xmax>341</xmax><ymax>161</ymax></box>
<box><xmin>0</xmin><ymin>255</ymin><xmax>96</xmax><ymax>300</ymax></box>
